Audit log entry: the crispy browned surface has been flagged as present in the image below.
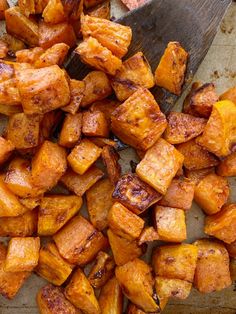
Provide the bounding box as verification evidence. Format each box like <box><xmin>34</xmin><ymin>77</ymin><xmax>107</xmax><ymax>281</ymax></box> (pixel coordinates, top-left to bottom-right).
<box><xmin>0</xmin><ymin>0</ymin><xmax>8</xmax><ymax>19</ymax></box>
<box><xmin>138</xmin><ymin>227</ymin><xmax>159</xmax><ymax>245</ymax></box>
<box><xmin>59</xmin><ymin>113</ymin><xmax>82</xmax><ymax>148</ymax></box>
<box><xmin>101</xmin><ymin>145</ymin><xmax>121</xmax><ymax>185</ymax></box>
<box><xmin>19</xmin><ymin>197</ymin><xmax>41</xmax><ymax>210</ymax></box>
<box><xmin>220</xmin><ymin>85</ymin><xmax>236</xmax><ymax>104</ymax></box>
<box><xmin>185</xmin><ymin>167</ymin><xmax>215</xmax><ymax>185</ymax></box>
<box><xmin>217</xmin><ymin>151</ymin><xmax>236</xmax><ymax>176</ymax></box>
<box><xmin>0</xmin><ymin>136</ymin><xmax>14</xmax><ymax>165</ymax></box>
<box><xmin>62</xmin><ymin>79</ymin><xmax>85</xmax><ymax>114</ymax></box>
<box><xmin>87</xmin><ymin>1</ymin><xmax>110</xmax><ymax>20</ymax></box>
<box><xmin>155</xmin><ymin>276</ymin><xmax>192</xmax><ymax>300</ymax></box>
<box><xmin>82</xmin><ymin>110</ymin><xmax>109</xmax><ymax>137</ymax></box>
<box><xmin>1</xmin><ymin>33</ymin><xmax>26</xmax><ymax>52</ymax></box>
<box><xmin>226</xmin><ymin>241</ymin><xmax>236</xmax><ymax>258</ymax></box>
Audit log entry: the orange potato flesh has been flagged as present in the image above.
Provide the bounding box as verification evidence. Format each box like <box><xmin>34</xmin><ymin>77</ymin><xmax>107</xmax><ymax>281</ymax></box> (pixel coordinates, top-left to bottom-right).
<box><xmin>101</xmin><ymin>145</ymin><xmax>121</xmax><ymax>185</ymax></box>
<box><xmin>62</xmin><ymin>79</ymin><xmax>85</xmax><ymax>114</ymax></box>
<box><xmin>82</xmin><ymin>110</ymin><xmax>109</xmax><ymax>137</ymax></box>
<box><xmin>220</xmin><ymin>85</ymin><xmax>236</xmax><ymax>104</ymax></box>
<box><xmin>155</xmin><ymin>276</ymin><xmax>192</xmax><ymax>300</ymax></box>
<box><xmin>90</xmin><ymin>99</ymin><xmax>120</xmax><ymax>125</ymax></box>
<box><xmin>87</xmin><ymin>1</ymin><xmax>110</xmax><ymax>20</ymax></box>
<box><xmin>16</xmin><ymin>47</ymin><xmax>44</xmax><ymax>64</ymax></box>
<box><xmin>0</xmin><ymin>136</ymin><xmax>15</xmax><ymax>165</ymax></box>
<box><xmin>34</xmin><ymin>43</ymin><xmax>69</xmax><ymax>68</ymax></box>
<box><xmin>59</xmin><ymin>113</ymin><xmax>82</xmax><ymax>148</ymax></box>
<box><xmin>0</xmin><ymin>78</ymin><xmax>21</xmax><ymax>106</ymax></box>
<box><xmin>42</xmin><ymin>0</ymin><xmax>67</xmax><ymax>24</ymax></box>
<box><xmin>0</xmin><ymin>0</ymin><xmax>9</xmax><ymax>19</ymax></box>
<box><xmin>217</xmin><ymin>151</ymin><xmax>236</xmax><ymax>177</ymax></box>
<box><xmin>138</xmin><ymin>227</ymin><xmax>159</xmax><ymax>245</ymax></box>
<box><xmin>185</xmin><ymin>167</ymin><xmax>215</xmax><ymax>185</ymax></box>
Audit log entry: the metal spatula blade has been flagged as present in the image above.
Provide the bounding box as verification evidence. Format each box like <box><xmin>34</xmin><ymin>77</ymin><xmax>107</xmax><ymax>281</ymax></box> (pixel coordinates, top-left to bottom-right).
<box><xmin>65</xmin><ymin>0</ymin><xmax>232</xmax><ymax>112</ymax></box>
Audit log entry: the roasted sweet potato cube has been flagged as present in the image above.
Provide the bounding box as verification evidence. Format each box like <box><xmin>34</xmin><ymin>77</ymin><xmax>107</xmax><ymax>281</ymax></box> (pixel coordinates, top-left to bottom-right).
<box><xmin>136</xmin><ymin>138</ymin><xmax>184</xmax><ymax>194</ymax></box>
<box><xmin>108</xmin><ymin>202</ymin><xmax>144</xmax><ymax>240</ymax></box>
<box><xmin>59</xmin><ymin>113</ymin><xmax>82</xmax><ymax>148</ymax></box>
<box><xmin>111</xmin><ymin>88</ymin><xmax>167</xmax><ymax>150</ymax></box>
<box><xmin>177</xmin><ymin>138</ymin><xmax>219</xmax><ymax>170</ymax></box>
<box><xmin>35</xmin><ymin>43</ymin><xmax>69</xmax><ymax>68</ymax></box>
<box><xmin>62</xmin><ymin>79</ymin><xmax>85</xmax><ymax>114</ymax></box>
<box><xmin>226</xmin><ymin>241</ymin><xmax>236</xmax><ymax>258</ymax></box>
<box><xmin>0</xmin><ymin>136</ymin><xmax>14</xmax><ymax>165</ymax></box>
<box><xmin>164</xmin><ymin>112</ymin><xmax>206</xmax><ymax>144</ymax></box>
<box><xmin>197</xmin><ymin>100</ymin><xmax>236</xmax><ymax>157</ymax></box>
<box><xmin>60</xmin><ymin>167</ymin><xmax>104</xmax><ymax>197</ymax></box>
<box><xmin>0</xmin><ymin>78</ymin><xmax>21</xmax><ymax>106</ymax></box>
<box><xmin>193</xmin><ymin>239</ymin><xmax>231</xmax><ymax>293</ymax></box>
<box><xmin>217</xmin><ymin>152</ymin><xmax>236</xmax><ymax>177</ymax></box>
<box><xmin>0</xmin><ymin>243</ymin><xmax>30</xmax><ymax>299</ymax></box>
<box><xmin>155</xmin><ymin>42</ymin><xmax>188</xmax><ymax>95</ymax></box>
<box><xmin>53</xmin><ymin>215</ymin><xmax>108</xmax><ymax>265</ymax></box>
<box><xmin>205</xmin><ymin>204</ymin><xmax>236</xmax><ymax>244</ymax></box>
<box><xmin>185</xmin><ymin>167</ymin><xmax>215</xmax><ymax>185</ymax></box>
<box><xmin>0</xmin><ymin>40</ymin><xmax>8</xmax><ymax>58</ymax></box>
<box><xmin>16</xmin><ymin>65</ymin><xmax>70</xmax><ymax>115</ymax></box>
<box><xmin>152</xmin><ymin>244</ymin><xmax>198</xmax><ymax>282</ymax></box>
<box><xmin>107</xmin><ymin>229</ymin><xmax>143</xmax><ymax>266</ymax></box>
<box><xmin>87</xmin><ymin>1</ymin><xmax>110</xmax><ymax>19</ymax></box>
<box><xmin>67</xmin><ymin>139</ymin><xmax>102</xmax><ymax>175</ymax></box>
<box><xmin>220</xmin><ymin>85</ymin><xmax>236</xmax><ymax>104</ymax></box>
<box><xmin>39</xmin><ymin>21</ymin><xmax>76</xmax><ymax>49</ymax></box>
<box><xmin>90</xmin><ymin>99</ymin><xmax>120</xmax><ymax>124</ymax></box>
<box><xmin>158</xmin><ymin>177</ymin><xmax>194</xmax><ymax>210</ymax></box>
<box><xmin>19</xmin><ymin>197</ymin><xmax>41</xmax><ymax>210</ymax></box>
<box><xmin>81</xmin><ymin>14</ymin><xmax>132</xmax><ymax>58</ymax></box>
<box><xmin>138</xmin><ymin>227</ymin><xmax>159</xmax><ymax>245</ymax></box>
<box><xmin>38</xmin><ymin>195</ymin><xmax>82</xmax><ymax>236</ymax></box>
<box><xmin>36</xmin><ymin>242</ymin><xmax>74</xmax><ymax>286</ymax></box>
<box><xmin>5</xmin><ymin>237</ymin><xmax>40</xmax><ymax>272</ymax></box>
<box><xmin>102</xmin><ymin>146</ymin><xmax>121</xmax><ymax>185</ymax></box>
<box><xmin>88</xmin><ymin>251</ymin><xmax>115</xmax><ymax>288</ymax></box>
<box><xmin>0</xmin><ymin>61</ymin><xmax>14</xmax><ymax>82</ymax></box>
<box><xmin>86</xmin><ymin>178</ymin><xmax>114</xmax><ymax>230</ymax></box>
<box><xmin>65</xmin><ymin>268</ymin><xmax>100</xmax><ymax>314</ymax></box>
<box><xmin>153</xmin><ymin>206</ymin><xmax>186</xmax><ymax>242</ymax></box>
<box><xmin>194</xmin><ymin>173</ymin><xmax>229</xmax><ymax>215</ymax></box>
<box><xmin>82</xmin><ymin>110</ymin><xmax>109</xmax><ymax>137</ymax></box>
<box><xmin>155</xmin><ymin>276</ymin><xmax>192</xmax><ymax>300</ymax></box>
<box><xmin>0</xmin><ymin>0</ymin><xmax>8</xmax><ymax>19</ymax></box>
<box><xmin>115</xmin><ymin>258</ymin><xmax>159</xmax><ymax>312</ymax></box>
<box><xmin>1</xmin><ymin>33</ymin><xmax>26</xmax><ymax>52</ymax></box>
<box><xmin>42</xmin><ymin>0</ymin><xmax>67</xmax><ymax>24</ymax></box>
<box><xmin>16</xmin><ymin>47</ymin><xmax>44</xmax><ymax>65</ymax></box>
<box><xmin>113</xmin><ymin>173</ymin><xmax>161</xmax><ymax>215</ymax></box>
<box><xmin>18</xmin><ymin>0</ymin><xmax>36</xmax><ymax>16</ymax></box>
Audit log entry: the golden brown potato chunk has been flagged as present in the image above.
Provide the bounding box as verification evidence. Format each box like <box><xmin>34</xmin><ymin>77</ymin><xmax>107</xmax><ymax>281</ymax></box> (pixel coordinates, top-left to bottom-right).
<box><xmin>5</xmin><ymin>237</ymin><xmax>40</xmax><ymax>272</ymax></box>
<box><xmin>54</xmin><ymin>215</ymin><xmax>108</xmax><ymax>265</ymax></box>
<box><xmin>38</xmin><ymin>195</ymin><xmax>82</xmax><ymax>236</ymax></box>
<box><xmin>217</xmin><ymin>152</ymin><xmax>236</xmax><ymax>177</ymax></box>
<box><xmin>0</xmin><ymin>243</ymin><xmax>30</xmax><ymax>299</ymax></box>
<box><xmin>86</xmin><ymin>178</ymin><xmax>114</xmax><ymax>231</ymax></box>
<box><xmin>155</xmin><ymin>276</ymin><xmax>192</xmax><ymax>300</ymax></box>
<box><xmin>194</xmin><ymin>239</ymin><xmax>231</xmax><ymax>293</ymax></box>
<box><xmin>90</xmin><ymin>99</ymin><xmax>120</xmax><ymax>125</ymax></box>
<box><xmin>113</xmin><ymin>173</ymin><xmax>161</xmax><ymax>215</ymax></box>
<box><xmin>111</xmin><ymin>52</ymin><xmax>154</xmax><ymax>101</ymax></box>
<box><xmin>152</xmin><ymin>244</ymin><xmax>198</xmax><ymax>282</ymax></box>
<box><xmin>155</xmin><ymin>42</ymin><xmax>188</xmax><ymax>95</ymax></box>
<box><xmin>76</xmin><ymin>37</ymin><xmax>122</xmax><ymax>76</ymax></box>
<box><xmin>34</xmin><ymin>43</ymin><xmax>70</xmax><ymax>68</ymax></box>
<box><xmin>18</xmin><ymin>0</ymin><xmax>36</xmax><ymax>16</ymax></box>
<box><xmin>0</xmin><ymin>136</ymin><xmax>14</xmax><ymax>165</ymax></box>
<box><xmin>0</xmin><ymin>78</ymin><xmax>21</xmax><ymax>106</ymax></box>
<box><xmin>111</xmin><ymin>88</ymin><xmax>167</xmax><ymax>150</ymax></box>
<box><xmin>101</xmin><ymin>145</ymin><xmax>121</xmax><ymax>185</ymax></box>
<box><xmin>31</xmin><ymin>141</ymin><xmax>67</xmax><ymax>190</ymax></box>
<box><xmin>138</xmin><ymin>227</ymin><xmax>159</xmax><ymax>245</ymax></box>
<box><xmin>185</xmin><ymin>167</ymin><xmax>215</xmax><ymax>185</ymax></box>
<box><xmin>88</xmin><ymin>251</ymin><xmax>115</xmax><ymax>289</ymax></box>
<box><xmin>19</xmin><ymin>197</ymin><xmax>41</xmax><ymax>210</ymax></box>
<box><xmin>16</xmin><ymin>65</ymin><xmax>70</xmax><ymax>115</ymax></box>
<box><xmin>0</xmin><ymin>0</ymin><xmax>8</xmax><ymax>19</ymax></box>
<box><xmin>136</xmin><ymin>138</ymin><xmax>184</xmax><ymax>194</ymax></box>
<box><xmin>226</xmin><ymin>241</ymin><xmax>236</xmax><ymax>258</ymax></box>
<box><xmin>153</xmin><ymin>206</ymin><xmax>186</xmax><ymax>242</ymax></box>
<box><xmin>65</xmin><ymin>268</ymin><xmax>100</xmax><ymax>314</ymax></box>
<box><xmin>16</xmin><ymin>47</ymin><xmax>44</xmax><ymax>65</ymax></box>
<box><xmin>36</xmin><ymin>242</ymin><xmax>74</xmax><ymax>286</ymax></box>
<box><xmin>59</xmin><ymin>113</ymin><xmax>82</xmax><ymax>148</ymax></box>
<box><xmin>82</xmin><ymin>110</ymin><xmax>109</xmax><ymax>137</ymax></box>
<box><xmin>1</xmin><ymin>33</ymin><xmax>26</xmax><ymax>53</ymax></box>
<box><xmin>205</xmin><ymin>204</ymin><xmax>236</xmax><ymax>244</ymax></box>
<box><xmin>60</xmin><ymin>166</ymin><xmax>104</xmax><ymax>197</ymax></box>
<box><xmin>177</xmin><ymin>138</ymin><xmax>219</xmax><ymax>170</ymax></box>
<box><xmin>158</xmin><ymin>177</ymin><xmax>195</xmax><ymax>210</ymax></box>
<box><xmin>116</xmin><ymin>258</ymin><xmax>159</xmax><ymax>312</ymax></box>
<box><xmin>220</xmin><ymin>85</ymin><xmax>236</xmax><ymax>104</ymax></box>
<box><xmin>197</xmin><ymin>100</ymin><xmax>236</xmax><ymax>157</ymax></box>
<box><xmin>87</xmin><ymin>0</ymin><xmax>110</xmax><ymax>19</ymax></box>
<box><xmin>0</xmin><ymin>40</ymin><xmax>8</xmax><ymax>58</ymax></box>
<box><xmin>81</xmin><ymin>14</ymin><xmax>132</xmax><ymax>58</ymax></box>
<box><xmin>107</xmin><ymin>229</ymin><xmax>143</xmax><ymax>266</ymax></box>
<box><xmin>42</xmin><ymin>0</ymin><xmax>67</xmax><ymax>24</ymax></box>
<box><xmin>62</xmin><ymin>79</ymin><xmax>85</xmax><ymax>114</ymax></box>
<box><xmin>194</xmin><ymin>173</ymin><xmax>229</xmax><ymax>215</ymax></box>
<box><xmin>37</xmin><ymin>284</ymin><xmax>80</xmax><ymax>314</ymax></box>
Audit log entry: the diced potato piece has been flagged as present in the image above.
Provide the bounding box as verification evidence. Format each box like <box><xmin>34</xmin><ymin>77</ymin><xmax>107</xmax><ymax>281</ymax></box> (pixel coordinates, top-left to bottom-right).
<box><xmin>101</xmin><ymin>146</ymin><xmax>121</xmax><ymax>185</ymax></box>
<box><xmin>116</xmin><ymin>258</ymin><xmax>159</xmax><ymax>312</ymax></box>
<box><xmin>197</xmin><ymin>100</ymin><xmax>236</xmax><ymax>157</ymax></box>
<box><xmin>90</xmin><ymin>99</ymin><xmax>120</xmax><ymax>125</ymax></box>
<box><xmin>226</xmin><ymin>241</ymin><xmax>236</xmax><ymax>258</ymax></box>
<box><xmin>65</xmin><ymin>268</ymin><xmax>100</xmax><ymax>314</ymax></box>
<box><xmin>62</xmin><ymin>79</ymin><xmax>85</xmax><ymax>114</ymax></box>
<box><xmin>138</xmin><ymin>227</ymin><xmax>159</xmax><ymax>245</ymax></box>
<box><xmin>39</xmin><ymin>21</ymin><xmax>76</xmax><ymax>49</ymax></box>
<box><xmin>16</xmin><ymin>65</ymin><xmax>70</xmax><ymax>115</ymax></box>
<box><xmin>81</xmin><ymin>14</ymin><xmax>132</xmax><ymax>58</ymax></box>
<box><xmin>42</xmin><ymin>0</ymin><xmax>67</xmax><ymax>24</ymax></box>
<box><xmin>59</xmin><ymin>113</ymin><xmax>82</xmax><ymax>148</ymax></box>
<box><xmin>0</xmin><ymin>40</ymin><xmax>8</xmax><ymax>58</ymax></box>
<box><xmin>36</xmin><ymin>242</ymin><xmax>73</xmax><ymax>286</ymax></box>
<box><xmin>90</xmin><ymin>137</ymin><xmax>116</xmax><ymax>148</ymax></box>
<box><xmin>108</xmin><ymin>202</ymin><xmax>144</xmax><ymax>240</ymax></box>
<box><xmin>111</xmin><ymin>88</ymin><xmax>167</xmax><ymax>150</ymax></box>
<box><xmin>220</xmin><ymin>85</ymin><xmax>236</xmax><ymax>104</ymax></box>
<box><xmin>205</xmin><ymin>203</ymin><xmax>236</xmax><ymax>244</ymax></box>
<box><xmin>84</xmin><ymin>0</ymin><xmax>103</xmax><ymax>8</ymax></box>
<box><xmin>41</xmin><ymin>110</ymin><xmax>63</xmax><ymax>139</ymax></box>
<box><xmin>16</xmin><ymin>47</ymin><xmax>44</xmax><ymax>65</ymax></box>
<box><xmin>155</xmin><ymin>276</ymin><xmax>192</xmax><ymax>300</ymax></box>
<box><xmin>5</xmin><ymin>7</ymin><xmax>39</xmax><ymax>46</ymax></box>
<box><xmin>107</xmin><ymin>229</ymin><xmax>143</xmax><ymax>266</ymax></box>
<box><xmin>185</xmin><ymin>167</ymin><xmax>215</xmax><ymax>185</ymax></box>
<box><xmin>194</xmin><ymin>239</ymin><xmax>231</xmax><ymax>293</ymax></box>
<box><xmin>53</xmin><ymin>215</ymin><xmax>108</xmax><ymax>265</ymax></box>
<box><xmin>18</xmin><ymin>0</ymin><xmax>35</xmax><ymax>16</ymax></box>
<box><xmin>60</xmin><ymin>166</ymin><xmax>104</xmax><ymax>197</ymax></box>
<box><xmin>82</xmin><ymin>110</ymin><xmax>109</xmax><ymax>137</ymax></box>
<box><xmin>34</xmin><ymin>43</ymin><xmax>69</xmax><ymax>68</ymax></box>
<box><xmin>0</xmin><ymin>78</ymin><xmax>21</xmax><ymax>106</ymax></box>
<box><xmin>0</xmin><ymin>0</ymin><xmax>8</xmax><ymax>19</ymax></box>
<box><xmin>0</xmin><ymin>209</ymin><xmax>37</xmax><ymax>237</ymax></box>
<box><xmin>86</xmin><ymin>178</ymin><xmax>114</xmax><ymax>230</ymax></box>
<box><xmin>38</xmin><ymin>195</ymin><xmax>82</xmax><ymax>236</ymax></box>
<box><xmin>19</xmin><ymin>197</ymin><xmax>41</xmax><ymax>210</ymax></box>
<box><xmin>1</xmin><ymin>34</ymin><xmax>26</xmax><ymax>53</ymax></box>
<box><xmin>177</xmin><ymin>138</ymin><xmax>219</xmax><ymax>170</ymax></box>
<box><xmin>0</xmin><ymin>136</ymin><xmax>14</xmax><ymax>165</ymax></box>
<box><xmin>0</xmin><ymin>243</ymin><xmax>30</xmax><ymax>299</ymax></box>
<box><xmin>88</xmin><ymin>251</ymin><xmax>115</xmax><ymax>289</ymax></box>
<box><xmin>153</xmin><ymin>206</ymin><xmax>186</xmax><ymax>242</ymax></box>
<box><xmin>158</xmin><ymin>177</ymin><xmax>195</xmax><ymax>210</ymax></box>
<box><xmin>152</xmin><ymin>244</ymin><xmax>198</xmax><ymax>282</ymax></box>
<box><xmin>87</xmin><ymin>0</ymin><xmax>110</xmax><ymax>20</ymax></box>
<box><xmin>5</xmin><ymin>237</ymin><xmax>40</xmax><ymax>272</ymax></box>
<box><xmin>217</xmin><ymin>151</ymin><xmax>236</xmax><ymax>177</ymax></box>
<box><xmin>164</xmin><ymin>112</ymin><xmax>206</xmax><ymax>144</ymax></box>
<box><xmin>81</xmin><ymin>71</ymin><xmax>112</xmax><ymax>108</ymax></box>
<box><xmin>37</xmin><ymin>284</ymin><xmax>80</xmax><ymax>314</ymax></box>
<box><xmin>99</xmin><ymin>277</ymin><xmax>123</xmax><ymax>314</ymax></box>
<box><xmin>155</xmin><ymin>42</ymin><xmax>188</xmax><ymax>95</ymax></box>
<box><xmin>194</xmin><ymin>173</ymin><xmax>229</xmax><ymax>215</ymax></box>
<box><xmin>68</xmin><ymin>139</ymin><xmax>102</xmax><ymax>175</ymax></box>
<box><xmin>76</xmin><ymin>37</ymin><xmax>122</xmax><ymax>76</ymax></box>
<box><xmin>136</xmin><ymin>138</ymin><xmax>184</xmax><ymax>194</ymax></box>
<box><xmin>113</xmin><ymin>173</ymin><xmax>161</xmax><ymax>215</ymax></box>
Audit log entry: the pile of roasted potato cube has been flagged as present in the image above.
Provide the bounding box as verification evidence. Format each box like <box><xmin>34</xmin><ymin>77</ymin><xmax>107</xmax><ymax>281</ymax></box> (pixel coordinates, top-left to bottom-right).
<box><xmin>0</xmin><ymin>0</ymin><xmax>235</xmax><ymax>313</ymax></box>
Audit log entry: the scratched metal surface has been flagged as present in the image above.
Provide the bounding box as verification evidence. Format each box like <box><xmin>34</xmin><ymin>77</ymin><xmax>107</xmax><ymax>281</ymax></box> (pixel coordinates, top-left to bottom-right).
<box><xmin>0</xmin><ymin>1</ymin><xmax>236</xmax><ymax>314</ymax></box>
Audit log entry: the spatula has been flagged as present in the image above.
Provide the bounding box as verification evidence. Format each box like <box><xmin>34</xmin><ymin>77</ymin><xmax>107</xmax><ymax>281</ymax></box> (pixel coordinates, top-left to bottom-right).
<box><xmin>65</xmin><ymin>0</ymin><xmax>232</xmax><ymax>113</ymax></box>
